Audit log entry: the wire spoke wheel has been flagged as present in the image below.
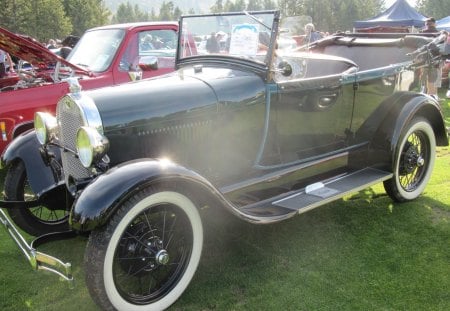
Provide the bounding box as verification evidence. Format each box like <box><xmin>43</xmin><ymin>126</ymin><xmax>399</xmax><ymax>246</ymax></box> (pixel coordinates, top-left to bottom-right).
<box><xmin>5</xmin><ymin>161</ymin><xmax>69</xmax><ymax>236</ymax></box>
<box><xmin>398</xmin><ymin>132</ymin><xmax>429</xmax><ymax>192</ymax></box>
<box><xmin>113</xmin><ymin>204</ymin><xmax>193</xmax><ymax>304</ymax></box>
<box><xmin>384</xmin><ymin>117</ymin><xmax>436</xmax><ymax>202</ymax></box>
<box><xmin>23</xmin><ymin>180</ymin><xmax>68</xmax><ymax>224</ymax></box>
<box><xmin>85</xmin><ymin>189</ymin><xmax>203</xmax><ymax>311</ymax></box>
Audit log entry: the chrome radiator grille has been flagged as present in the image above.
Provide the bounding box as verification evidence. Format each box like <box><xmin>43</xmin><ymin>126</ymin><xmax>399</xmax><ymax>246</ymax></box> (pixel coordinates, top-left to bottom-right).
<box><xmin>56</xmin><ymin>96</ymin><xmax>91</xmax><ymax>182</ymax></box>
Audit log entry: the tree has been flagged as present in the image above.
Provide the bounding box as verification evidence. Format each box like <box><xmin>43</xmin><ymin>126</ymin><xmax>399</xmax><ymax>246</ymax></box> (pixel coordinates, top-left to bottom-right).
<box><xmin>210</xmin><ymin>0</ymin><xmax>224</xmax><ymax>13</ymax></box>
<box><xmin>111</xmin><ymin>2</ymin><xmax>134</xmax><ymax>23</ymax></box>
<box><xmin>247</xmin><ymin>0</ymin><xmax>263</xmax><ymax>11</ymax></box>
<box><xmin>111</xmin><ymin>2</ymin><xmax>149</xmax><ymax>23</ymax></box>
<box><xmin>134</xmin><ymin>4</ymin><xmax>150</xmax><ymax>21</ymax></box>
<box><xmin>417</xmin><ymin>0</ymin><xmax>450</xmax><ymax>20</ymax></box>
<box><xmin>62</xmin><ymin>0</ymin><xmax>110</xmax><ymax>36</ymax></box>
<box><xmin>1</xmin><ymin>0</ymin><xmax>30</xmax><ymax>33</ymax></box>
<box><xmin>0</xmin><ymin>0</ymin><xmax>72</xmax><ymax>42</ymax></box>
<box><xmin>159</xmin><ymin>1</ymin><xmax>175</xmax><ymax>20</ymax></box>
<box><xmin>278</xmin><ymin>0</ymin><xmax>383</xmax><ymax>33</ymax></box>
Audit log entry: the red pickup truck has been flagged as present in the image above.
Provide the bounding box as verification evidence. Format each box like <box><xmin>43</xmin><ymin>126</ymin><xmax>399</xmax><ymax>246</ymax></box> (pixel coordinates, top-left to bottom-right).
<box><xmin>0</xmin><ymin>21</ymin><xmax>194</xmax><ymax>153</ymax></box>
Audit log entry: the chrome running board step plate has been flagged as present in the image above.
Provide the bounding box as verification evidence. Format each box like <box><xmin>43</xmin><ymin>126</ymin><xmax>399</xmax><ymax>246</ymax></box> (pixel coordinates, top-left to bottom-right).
<box><xmin>272</xmin><ymin>168</ymin><xmax>392</xmax><ymax>213</ymax></box>
<box><xmin>0</xmin><ymin>208</ymin><xmax>74</xmax><ymax>283</ymax></box>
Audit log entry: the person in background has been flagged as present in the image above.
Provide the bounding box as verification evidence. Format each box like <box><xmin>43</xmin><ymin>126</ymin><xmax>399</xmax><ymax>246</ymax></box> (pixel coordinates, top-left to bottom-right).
<box><xmin>47</xmin><ymin>39</ymin><xmax>57</xmax><ymax>49</ymax></box>
<box><xmin>206</xmin><ymin>32</ymin><xmax>220</xmax><ymax>53</ymax></box>
<box><xmin>422</xmin><ymin>17</ymin><xmax>438</xmax><ymax>33</ymax></box>
<box><xmin>420</xmin><ymin>17</ymin><xmax>441</xmax><ymax>99</ymax></box>
<box><xmin>0</xmin><ymin>49</ymin><xmax>15</xmax><ymax>78</ymax></box>
<box><xmin>304</xmin><ymin>23</ymin><xmax>322</xmax><ymax>44</ymax></box>
<box><xmin>140</xmin><ymin>34</ymin><xmax>155</xmax><ymax>51</ymax></box>
<box><xmin>59</xmin><ymin>35</ymin><xmax>80</xmax><ymax>59</ymax></box>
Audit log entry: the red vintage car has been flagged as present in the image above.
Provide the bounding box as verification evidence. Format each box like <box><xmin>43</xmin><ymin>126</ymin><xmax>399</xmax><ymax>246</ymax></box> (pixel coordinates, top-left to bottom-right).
<box><xmin>0</xmin><ymin>22</ymin><xmax>195</xmax><ymax>153</ymax></box>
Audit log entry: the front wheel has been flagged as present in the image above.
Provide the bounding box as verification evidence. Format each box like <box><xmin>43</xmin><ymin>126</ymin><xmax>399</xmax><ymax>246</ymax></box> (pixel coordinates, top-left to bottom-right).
<box><xmin>4</xmin><ymin>161</ymin><xmax>69</xmax><ymax>236</ymax></box>
<box><xmin>383</xmin><ymin>117</ymin><xmax>436</xmax><ymax>202</ymax></box>
<box><xmin>85</xmin><ymin>188</ymin><xmax>203</xmax><ymax>311</ymax></box>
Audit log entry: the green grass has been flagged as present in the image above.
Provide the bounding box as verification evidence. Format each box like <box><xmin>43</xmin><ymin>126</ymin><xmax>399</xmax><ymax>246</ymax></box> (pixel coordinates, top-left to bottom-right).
<box><xmin>1</xmin><ymin>95</ymin><xmax>449</xmax><ymax>311</ymax></box>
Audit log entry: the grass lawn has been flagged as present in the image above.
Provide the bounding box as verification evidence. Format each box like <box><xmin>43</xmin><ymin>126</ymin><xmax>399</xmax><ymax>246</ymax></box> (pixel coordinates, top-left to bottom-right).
<box><xmin>0</xmin><ymin>95</ymin><xmax>449</xmax><ymax>310</ymax></box>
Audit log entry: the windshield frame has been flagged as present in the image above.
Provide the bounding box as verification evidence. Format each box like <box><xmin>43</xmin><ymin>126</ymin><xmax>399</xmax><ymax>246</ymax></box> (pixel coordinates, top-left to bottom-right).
<box><xmin>176</xmin><ymin>10</ymin><xmax>281</xmax><ymax>76</ymax></box>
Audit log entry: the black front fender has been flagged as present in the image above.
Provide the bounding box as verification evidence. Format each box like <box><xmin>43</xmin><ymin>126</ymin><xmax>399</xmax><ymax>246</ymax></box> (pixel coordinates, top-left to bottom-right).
<box><xmin>70</xmin><ymin>158</ymin><xmax>223</xmax><ymax>231</ymax></box>
<box><xmin>1</xmin><ymin>130</ymin><xmax>61</xmax><ymax>196</ymax></box>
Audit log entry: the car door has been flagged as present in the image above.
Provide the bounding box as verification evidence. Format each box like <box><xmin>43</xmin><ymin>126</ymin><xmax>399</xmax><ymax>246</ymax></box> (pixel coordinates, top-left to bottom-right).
<box><xmin>259</xmin><ymin>56</ymin><xmax>357</xmax><ymax>168</ymax></box>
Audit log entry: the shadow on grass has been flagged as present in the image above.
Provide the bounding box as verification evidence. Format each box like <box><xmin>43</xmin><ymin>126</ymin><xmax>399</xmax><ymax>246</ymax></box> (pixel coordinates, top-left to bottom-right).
<box><xmin>172</xmin><ymin>193</ymin><xmax>450</xmax><ymax>310</ymax></box>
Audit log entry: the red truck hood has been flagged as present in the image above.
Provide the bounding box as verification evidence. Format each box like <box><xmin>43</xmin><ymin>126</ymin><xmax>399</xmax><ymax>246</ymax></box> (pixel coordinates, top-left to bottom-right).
<box><xmin>0</xmin><ymin>26</ymin><xmax>90</xmax><ymax>74</ymax></box>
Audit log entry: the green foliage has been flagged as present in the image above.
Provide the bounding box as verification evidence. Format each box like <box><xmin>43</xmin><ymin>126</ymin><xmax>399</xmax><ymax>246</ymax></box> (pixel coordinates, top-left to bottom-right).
<box><xmin>209</xmin><ymin>0</ymin><xmax>384</xmax><ymax>32</ymax></box>
<box><xmin>0</xmin><ymin>0</ymin><xmax>440</xmax><ymax>42</ymax></box>
<box><xmin>1</xmin><ymin>0</ymin><xmax>72</xmax><ymax>41</ymax></box>
<box><xmin>0</xmin><ymin>0</ymin><xmax>109</xmax><ymax>42</ymax></box>
<box><xmin>110</xmin><ymin>2</ymin><xmax>148</xmax><ymax>23</ymax></box>
<box><xmin>62</xmin><ymin>0</ymin><xmax>110</xmax><ymax>36</ymax></box>
<box><xmin>110</xmin><ymin>1</ymin><xmax>183</xmax><ymax>22</ymax></box>
<box><xmin>278</xmin><ymin>0</ymin><xmax>384</xmax><ymax>33</ymax></box>
<box><xmin>417</xmin><ymin>0</ymin><xmax>450</xmax><ymax>20</ymax></box>
<box><xmin>210</xmin><ymin>0</ymin><xmax>276</xmax><ymax>13</ymax></box>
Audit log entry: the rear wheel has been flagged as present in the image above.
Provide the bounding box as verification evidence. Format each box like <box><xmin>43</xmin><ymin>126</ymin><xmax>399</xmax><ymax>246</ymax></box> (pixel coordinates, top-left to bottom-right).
<box><xmin>4</xmin><ymin>161</ymin><xmax>69</xmax><ymax>236</ymax></box>
<box><xmin>384</xmin><ymin>117</ymin><xmax>436</xmax><ymax>202</ymax></box>
<box><xmin>85</xmin><ymin>188</ymin><xmax>203</xmax><ymax>311</ymax></box>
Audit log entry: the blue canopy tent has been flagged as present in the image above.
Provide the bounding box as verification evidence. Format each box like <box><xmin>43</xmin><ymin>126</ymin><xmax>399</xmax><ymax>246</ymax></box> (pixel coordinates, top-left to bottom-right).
<box><xmin>437</xmin><ymin>16</ymin><xmax>450</xmax><ymax>31</ymax></box>
<box><xmin>353</xmin><ymin>0</ymin><xmax>427</xmax><ymax>30</ymax></box>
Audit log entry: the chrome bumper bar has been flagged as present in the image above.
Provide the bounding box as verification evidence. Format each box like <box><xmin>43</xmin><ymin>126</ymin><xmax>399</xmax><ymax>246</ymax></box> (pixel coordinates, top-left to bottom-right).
<box><xmin>0</xmin><ymin>208</ymin><xmax>74</xmax><ymax>283</ymax></box>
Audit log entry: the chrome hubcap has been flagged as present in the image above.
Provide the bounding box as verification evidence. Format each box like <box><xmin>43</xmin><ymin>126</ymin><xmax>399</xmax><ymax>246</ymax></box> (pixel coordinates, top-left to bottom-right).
<box><xmin>156</xmin><ymin>249</ymin><xmax>170</xmax><ymax>265</ymax></box>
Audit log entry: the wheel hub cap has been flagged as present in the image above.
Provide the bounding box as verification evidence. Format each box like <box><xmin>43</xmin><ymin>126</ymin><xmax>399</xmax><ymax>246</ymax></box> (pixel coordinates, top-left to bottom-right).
<box><xmin>401</xmin><ymin>144</ymin><xmax>424</xmax><ymax>174</ymax></box>
<box><xmin>416</xmin><ymin>155</ymin><xmax>424</xmax><ymax>167</ymax></box>
<box><xmin>156</xmin><ymin>249</ymin><xmax>170</xmax><ymax>265</ymax></box>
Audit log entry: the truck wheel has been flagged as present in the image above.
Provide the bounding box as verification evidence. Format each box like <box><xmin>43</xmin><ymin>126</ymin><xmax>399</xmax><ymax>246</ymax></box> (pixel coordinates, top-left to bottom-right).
<box><xmin>85</xmin><ymin>188</ymin><xmax>203</xmax><ymax>311</ymax></box>
<box><xmin>384</xmin><ymin>117</ymin><xmax>436</xmax><ymax>202</ymax></box>
<box><xmin>4</xmin><ymin>161</ymin><xmax>69</xmax><ymax>236</ymax></box>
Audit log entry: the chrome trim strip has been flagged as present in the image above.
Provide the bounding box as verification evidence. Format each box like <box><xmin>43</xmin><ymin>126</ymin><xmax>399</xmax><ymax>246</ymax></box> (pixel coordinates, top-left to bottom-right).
<box><xmin>70</xmin><ymin>93</ymin><xmax>104</xmax><ymax>134</ymax></box>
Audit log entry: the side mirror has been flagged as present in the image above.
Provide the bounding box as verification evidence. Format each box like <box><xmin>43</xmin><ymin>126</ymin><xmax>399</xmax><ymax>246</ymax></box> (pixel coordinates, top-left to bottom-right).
<box><xmin>138</xmin><ymin>56</ymin><xmax>159</xmax><ymax>71</ymax></box>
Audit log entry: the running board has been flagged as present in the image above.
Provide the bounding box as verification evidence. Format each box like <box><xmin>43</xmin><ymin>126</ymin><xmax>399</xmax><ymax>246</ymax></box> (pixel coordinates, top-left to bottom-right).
<box><xmin>272</xmin><ymin>168</ymin><xmax>393</xmax><ymax>213</ymax></box>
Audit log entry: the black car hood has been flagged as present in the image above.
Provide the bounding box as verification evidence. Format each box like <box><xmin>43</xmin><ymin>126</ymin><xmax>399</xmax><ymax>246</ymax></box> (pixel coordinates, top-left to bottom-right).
<box><xmin>87</xmin><ymin>66</ymin><xmax>265</xmax><ymax>130</ymax></box>
<box><xmin>0</xmin><ymin>26</ymin><xmax>89</xmax><ymax>74</ymax></box>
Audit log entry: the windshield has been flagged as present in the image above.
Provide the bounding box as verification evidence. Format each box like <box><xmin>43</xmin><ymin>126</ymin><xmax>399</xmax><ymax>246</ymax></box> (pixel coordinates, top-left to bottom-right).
<box><xmin>278</xmin><ymin>16</ymin><xmax>313</xmax><ymax>50</ymax></box>
<box><xmin>67</xmin><ymin>28</ymin><xmax>125</xmax><ymax>72</ymax></box>
<box><xmin>178</xmin><ymin>11</ymin><xmax>278</xmax><ymax>65</ymax></box>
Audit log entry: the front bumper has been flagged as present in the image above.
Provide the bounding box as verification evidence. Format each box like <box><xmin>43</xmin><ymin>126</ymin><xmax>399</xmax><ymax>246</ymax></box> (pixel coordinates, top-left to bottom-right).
<box><xmin>0</xmin><ymin>206</ymin><xmax>74</xmax><ymax>283</ymax></box>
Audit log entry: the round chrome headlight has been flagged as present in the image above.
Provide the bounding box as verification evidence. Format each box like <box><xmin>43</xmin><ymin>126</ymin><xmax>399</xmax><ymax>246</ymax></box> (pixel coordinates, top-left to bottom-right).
<box><xmin>76</xmin><ymin>126</ymin><xmax>109</xmax><ymax>168</ymax></box>
<box><xmin>34</xmin><ymin>112</ymin><xmax>57</xmax><ymax>145</ymax></box>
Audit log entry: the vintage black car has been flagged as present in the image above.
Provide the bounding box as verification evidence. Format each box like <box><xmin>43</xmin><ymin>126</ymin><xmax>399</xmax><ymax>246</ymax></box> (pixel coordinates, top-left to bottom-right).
<box><xmin>1</xmin><ymin>10</ymin><xmax>449</xmax><ymax>311</ymax></box>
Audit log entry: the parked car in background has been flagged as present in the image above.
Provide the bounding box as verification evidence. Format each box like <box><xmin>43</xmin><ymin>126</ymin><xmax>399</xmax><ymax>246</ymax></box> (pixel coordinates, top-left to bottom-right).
<box><xmin>1</xmin><ymin>10</ymin><xmax>448</xmax><ymax>311</ymax></box>
<box><xmin>0</xmin><ymin>21</ymin><xmax>192</xmax><ymax>153</ymax></box>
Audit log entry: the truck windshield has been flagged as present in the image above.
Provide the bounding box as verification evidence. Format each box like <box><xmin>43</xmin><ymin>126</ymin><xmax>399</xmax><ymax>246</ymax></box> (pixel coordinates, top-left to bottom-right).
<box><xmin>68</xmin><ymin>29</ymin><xmax>126</xmax><ymax>72</ymax></box>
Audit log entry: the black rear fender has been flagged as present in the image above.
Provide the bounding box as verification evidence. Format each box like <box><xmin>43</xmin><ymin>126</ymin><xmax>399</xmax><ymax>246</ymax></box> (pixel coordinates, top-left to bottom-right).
<box><xmin>370</xmin><ymin>94</ymin><xmax>448</xmax><ymax>169</ymax></box>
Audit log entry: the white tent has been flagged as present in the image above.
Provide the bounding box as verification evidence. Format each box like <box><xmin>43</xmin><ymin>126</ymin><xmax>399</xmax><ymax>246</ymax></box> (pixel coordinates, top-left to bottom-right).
<box><xmin>437</xmin><ymin>16</ymin><xmax>450</xmax><ymax>31</ymax></box>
